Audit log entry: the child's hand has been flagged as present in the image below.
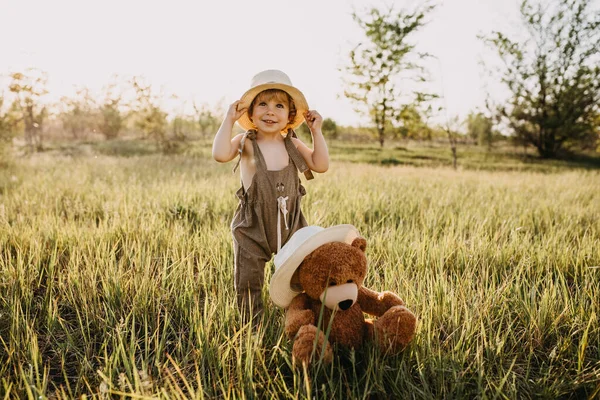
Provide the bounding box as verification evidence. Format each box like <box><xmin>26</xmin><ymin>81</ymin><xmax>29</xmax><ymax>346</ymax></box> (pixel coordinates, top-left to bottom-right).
<box><xmin>226</xmin><ymin>100</ymin><xmax>247</xmax><ymax>122</ymax></box>
<box><xmin>304</xmin><ymin>110</ymin><xmax>323</xmax><ymax>133</ymax></box>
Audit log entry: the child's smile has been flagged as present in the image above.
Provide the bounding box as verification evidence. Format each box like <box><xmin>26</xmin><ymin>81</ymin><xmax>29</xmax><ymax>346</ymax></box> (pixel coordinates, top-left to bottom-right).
<box><xmin>251</xmin><ymin>99</ymin><xmax>289</xmax><ymax>133</ymax></box>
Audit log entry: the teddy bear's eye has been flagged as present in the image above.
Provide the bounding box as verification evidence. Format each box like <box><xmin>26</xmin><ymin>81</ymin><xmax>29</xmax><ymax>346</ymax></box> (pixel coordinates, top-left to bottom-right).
<box><xmin>328</xmin><ymin>280</ymin><xmax>337</xmax><ymax>287</ymax></box>
<box><xmin>347</xmin><ymin>279</ymin><xmax>354</xmax><ymax>284</ymax></box>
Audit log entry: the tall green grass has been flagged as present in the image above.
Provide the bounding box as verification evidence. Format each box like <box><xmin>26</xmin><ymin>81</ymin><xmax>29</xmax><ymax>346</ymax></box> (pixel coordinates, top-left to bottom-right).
<box><xmin>0</xmin><ymin>144</ymin><xmax>599</xmax><ymax>398</ymax></box>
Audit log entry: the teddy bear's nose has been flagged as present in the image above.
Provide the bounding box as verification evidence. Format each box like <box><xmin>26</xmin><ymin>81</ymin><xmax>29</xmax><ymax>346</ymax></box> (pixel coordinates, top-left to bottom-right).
<box><xmin>338</xmin><ymin>300</ymin><xmax>353</xmax><ymax>310</ymax></box>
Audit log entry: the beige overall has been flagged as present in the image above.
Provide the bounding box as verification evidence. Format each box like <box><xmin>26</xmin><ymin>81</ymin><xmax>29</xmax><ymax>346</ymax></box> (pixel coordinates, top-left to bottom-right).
<box><xmin>231</xmin><ymin>129</ymin><xmax>313</xmax><ymax>321</ymax></box>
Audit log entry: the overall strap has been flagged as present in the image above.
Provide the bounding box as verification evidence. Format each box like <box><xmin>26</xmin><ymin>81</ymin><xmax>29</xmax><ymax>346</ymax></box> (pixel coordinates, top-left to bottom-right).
<box><xmin>250</xmin><ymin>134</ymin><xmax>269</xmax><ymax>172</ymax></box>
<box><xmin>232</xmin><ymin>130</ymin><xmax>257</xmax><ymax>173</ymax></box>
<box><xmin>285</xmin><ymin>130</ymin><xmax>314</xmax><ymax>180</ymax></box>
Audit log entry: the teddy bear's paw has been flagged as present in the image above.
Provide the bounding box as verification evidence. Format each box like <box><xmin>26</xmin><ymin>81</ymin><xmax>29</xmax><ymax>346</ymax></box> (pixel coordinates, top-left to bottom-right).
<box><xmin>292</xmin><ymin>325</ymin><xmax>333</xmax><ymax>366</ymax></box>
<box><xmin>374</xmin><ymin>305</ymin><xmax>417</xmax><ymax>354</ymax></box>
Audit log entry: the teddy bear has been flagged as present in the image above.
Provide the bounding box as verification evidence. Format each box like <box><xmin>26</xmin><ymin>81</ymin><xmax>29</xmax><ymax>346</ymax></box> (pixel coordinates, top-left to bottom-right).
<box><xmin>269</xmin><ymin>224</ymin><xmax>417</xmax><ymax>365</ymax></box>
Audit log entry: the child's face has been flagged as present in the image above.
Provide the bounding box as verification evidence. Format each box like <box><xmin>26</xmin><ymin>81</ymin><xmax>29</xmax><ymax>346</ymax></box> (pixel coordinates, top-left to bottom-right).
<box><xmin>249</xmin><ymin>90</ymin><xmax>291</xmax><ymax>134</ymax></box>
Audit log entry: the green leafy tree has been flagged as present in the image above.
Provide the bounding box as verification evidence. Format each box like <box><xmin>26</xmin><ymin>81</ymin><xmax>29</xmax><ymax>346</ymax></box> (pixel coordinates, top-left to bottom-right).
<box><xmin>8</xmin><ymin>69</ymin><xmax>48</xmax><ymax>151</ymax></box>
<box><xmin>291</xmin><ymin>117</ymin><xmax>337</xmax><ymax>141</ymax></box>
<box><xmin>482</xmin><ymin>0</ymin><xmax>600</xmax><ymax>158</ymax></box>
<box><xmin>596</xmin><ymin>114</ymin><xmax>600</xmax><ymax>152</ymax></box>
<box><xmin>396</xmin><ymin>104</ymin><xmax>434</xmax><ymax>140</ymax></box>
<box><xmin>294</xmin><ymin>122</ymin><xmax>311</xmax><ymax>142</ymax></box>
<box><xmin>466</xmin><ymin>111</ymin><xmax>494</xmax><ymax>148</ymax></box>
<box><xmin>342</xmin><ymin>2</ymin><xmax>437</xmax><ymax>147</ymax></box>
<box><xmin>321</xmin><ymin>117</ymin><xmax>338</xmax><ymax>139</ymax></box>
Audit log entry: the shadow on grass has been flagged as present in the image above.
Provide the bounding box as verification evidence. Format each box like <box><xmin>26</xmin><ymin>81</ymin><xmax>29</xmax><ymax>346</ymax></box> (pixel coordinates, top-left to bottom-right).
<box><xmin>544</xmin><ymin>152</ymin><xmax>600</xmax><ymax>170</ymax></box>
<box><xmin>8</xmin><ymin>139</ymin><xmax>600</xmax><ymax>172</ymax></box>
<box><xmin>331</xmin><ymin>142</ymin><xmax>600</xmax><ymax>172</ymax></box>
<box><xmin>380</xmin><ymin>158</ymin><xmax>405</xmax><ymax>166</ymax></box>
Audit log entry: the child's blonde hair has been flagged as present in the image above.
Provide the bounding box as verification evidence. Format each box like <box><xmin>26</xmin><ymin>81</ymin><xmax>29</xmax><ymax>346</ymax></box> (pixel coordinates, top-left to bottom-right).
<box><xmin>248</xmin><ymin>89</ymin><xmax>297</xmax><ymax>129</ymax></box>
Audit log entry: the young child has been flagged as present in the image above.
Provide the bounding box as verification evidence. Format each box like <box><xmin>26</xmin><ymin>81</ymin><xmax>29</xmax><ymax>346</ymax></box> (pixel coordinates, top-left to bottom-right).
<box><xmin>212</xmin><ymin>69</ymin><xmax>329</xmax><ymax>324</ymax></box>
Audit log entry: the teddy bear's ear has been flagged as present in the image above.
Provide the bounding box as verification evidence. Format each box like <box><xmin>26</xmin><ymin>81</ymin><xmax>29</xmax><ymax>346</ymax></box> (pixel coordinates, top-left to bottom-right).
<box><xmin>351</xmin><ymin>237</ymin><xmax>367</xmax><ymax>252</ymax></box>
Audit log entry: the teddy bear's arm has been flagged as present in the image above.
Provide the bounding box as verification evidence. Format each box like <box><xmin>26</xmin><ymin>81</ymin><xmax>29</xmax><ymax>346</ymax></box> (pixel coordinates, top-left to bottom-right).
<box><xmin>357</xmin><ymin>287</ymin><xmax>405</xmax><ymax>317</ymax></box>
<box><xmin>285</xmin><ymin>293</ymin><xmax>316</xmax><ymax>339</ymax></box>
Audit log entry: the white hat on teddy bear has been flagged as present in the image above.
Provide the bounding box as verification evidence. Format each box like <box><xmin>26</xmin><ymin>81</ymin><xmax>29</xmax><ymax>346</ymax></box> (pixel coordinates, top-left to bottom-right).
<box><xmin>269</xmin><ymin>224</ymin><xmax>360</xmax><ymax>308</ymax></box>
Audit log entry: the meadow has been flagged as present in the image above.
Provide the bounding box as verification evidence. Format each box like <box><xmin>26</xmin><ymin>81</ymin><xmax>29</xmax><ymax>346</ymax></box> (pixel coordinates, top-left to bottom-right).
<box><xmin>0</xmin><ymin>140</ymin><xmax>599</xmax><ymax>399</ymax></box>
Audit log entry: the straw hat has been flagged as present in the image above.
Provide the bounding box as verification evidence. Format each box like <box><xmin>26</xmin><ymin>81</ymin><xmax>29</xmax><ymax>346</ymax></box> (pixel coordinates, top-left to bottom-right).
<box><xmin>237</xmin><ymin>69</ymin><xmax>309</xmax><ymax>131</ymax></box>
<box><xmin>269</xmin><ymin>224</ymin><xmax>360</xmax><ymax>308</ymax></box>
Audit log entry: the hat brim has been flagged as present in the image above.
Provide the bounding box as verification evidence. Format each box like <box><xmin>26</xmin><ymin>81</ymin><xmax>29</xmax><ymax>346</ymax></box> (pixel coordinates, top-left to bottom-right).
<box><xmin>237</xmin><ymin>83</ymin><xmax>309</xmax><ymax>131</ymax></box>
<box><xmin>269</xmin><ymin>224</ymin><xmax>360</xmax><ymax>308</ymax></box>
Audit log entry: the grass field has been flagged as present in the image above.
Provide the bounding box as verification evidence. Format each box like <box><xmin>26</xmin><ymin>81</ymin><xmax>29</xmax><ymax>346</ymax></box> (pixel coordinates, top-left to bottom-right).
<box><xmin>1</xmin><ymin>140</ymin><xmax>599</xmax><ymax>398</ymax></box>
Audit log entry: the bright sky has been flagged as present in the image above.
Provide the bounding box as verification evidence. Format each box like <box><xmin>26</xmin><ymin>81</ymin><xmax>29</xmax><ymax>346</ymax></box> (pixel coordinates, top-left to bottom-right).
<box><xmin>0</xmin><ymin>0</ymin><xmax>522</xmax><ymax>126</ymax></box>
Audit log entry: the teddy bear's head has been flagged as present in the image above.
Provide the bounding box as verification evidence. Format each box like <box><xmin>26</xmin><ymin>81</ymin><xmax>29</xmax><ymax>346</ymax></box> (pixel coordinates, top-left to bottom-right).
<box><xmin>290</xmin><ymin>237</ymin><xmax>368</xmax><ymax>311</ymax></box>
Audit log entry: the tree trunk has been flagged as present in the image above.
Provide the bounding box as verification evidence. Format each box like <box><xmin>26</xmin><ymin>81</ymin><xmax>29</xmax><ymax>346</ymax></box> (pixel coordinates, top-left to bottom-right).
<box><xmin>451</xmin><ymin>146</ymin><xmax>457</xmax><ymax>170</ymax></box>
<box><xmin>376</xmin><ymin>105</ymin><xmax>386</xmax><ymax>147</ymax></box>
<box><xmin>446</xmin><ymin>127</ymin><xmax>458</xmax><ymax>170</ymax></box>
<box><xmin>538</xmin><ymin>130</ymin><xmax>557</xmax><ymax>158</ymax></box>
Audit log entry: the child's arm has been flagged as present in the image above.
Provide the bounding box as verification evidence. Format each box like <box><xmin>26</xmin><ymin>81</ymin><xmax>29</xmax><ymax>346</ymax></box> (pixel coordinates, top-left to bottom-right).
<box><xmin>291</xmin><ymin>110</ymin><xmax>330</xmax><ymax>173</ymax></box>
<box><xmin>212</xmin><ymin>100</ymin><xmax>247</xmax><ymax>163</ymax></box>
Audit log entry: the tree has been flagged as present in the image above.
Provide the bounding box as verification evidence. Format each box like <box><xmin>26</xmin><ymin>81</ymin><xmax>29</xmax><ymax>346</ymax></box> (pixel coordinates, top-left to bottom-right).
<box><xmin>130</xmin><ymin>77</ymin><xmax>169</xmax><ymax>149</ymax></box>
<box><xmin>169</xmin><ymin>96</ymin><xmax>200</xmax><ymax>141</ymax></box>
<box><xmin>292</xmin><ymin>117</ymin><xmax>338</xmax><ymax>142</ymax></box>
<box><xmin>396</xmin><ymin>104</ymin><xmax>433</xmax><ymax>140</ymax></box>
<box><xmin>596</xmin><ymin>114</ymin><xmax>600</xmax><ymax>153</ymax></box>
<box><xmin>99</xmin><ymin>98</ymin><xmax>124</xmax><ymax>140</ymax></box>
<box><xmin>59</xmin><ymin>87</ymin><xmax>97</xmax><ymax>139</ymax></box>
<box><xmin>442</xmin><ymin>115</ymin><xmax>462</xmax><ymax>170</ymax></box>
<box><xmin>482</xmin><ymin>0</ymin><xmax>600</xmax><ymax>158</ymax></box>
<box><xmin>342</xmin><ymin>2</ymin><xmax>437</xmax><ymax>147</ymax></box>
<box><xmin>98</xmin><ymin>80</ymin><xmax>125</xmax><ymax>140</ymax></box>
<box><xmin>193</xmin><ymin>102</ymin><xmax>220</xmax><ymax>138</ymax></box>
<box><xmin>0</xmin><ymin>93</ymin><xmax>19</xmax><ymax>160</ymax></box>
<box><xmin>294</xmin><ymin>122</ymin><xmax>312</xmax><ymax>142</ymax></box>
<box><xmin>8</xmin><ymin>69</ymin><xmax>48</xmax><ymax>151</ymax></box>
<box><xmin>466</xmin><ymin>111</ymin><xmax>494</xmax><ymax>148</ymax></box>
<box><xmin>321</xmin><ymin>118</ymin><xmax>338</xmax><ymax>139</ymax></box>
